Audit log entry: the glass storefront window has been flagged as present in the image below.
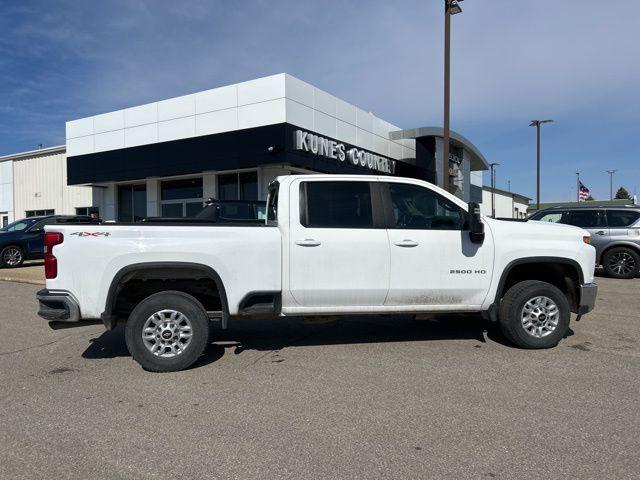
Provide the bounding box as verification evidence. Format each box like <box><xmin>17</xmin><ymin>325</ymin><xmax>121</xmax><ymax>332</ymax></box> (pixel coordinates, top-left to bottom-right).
<box><xmin>218</xmin><ymin>174</ymin><xmax>239</xmax><ymax>200</ymax></box>
<box><xmin>159</xmin><ymin>178</ymin><xmax>204</xmax><ymax>218</ymax></box>
<box><xmin>161</xmin><ymin>178</ymin><xmax>203</xmax><ymax>200</ymax></box>
<box><xmin>218</xmin><ymin>171</ymin><xmax>258</xmax><ymax>201</ymax></box>
<box><xmin>240</xmin><ymin>171</ymin><xmax>258</xmax><ymax>200</ymax></box>
<box><xmin>118</xmin><ymin>184</ymin><xmax>147</xmax><ymax>222</ymax></box>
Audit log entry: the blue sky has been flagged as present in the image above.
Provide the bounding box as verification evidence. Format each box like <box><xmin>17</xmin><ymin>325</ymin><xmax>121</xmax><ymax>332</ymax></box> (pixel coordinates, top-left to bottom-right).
<box><xmin>1</xmin><ymin>0</ymin><xmax>638</xmax><ymax>201</ymax></box>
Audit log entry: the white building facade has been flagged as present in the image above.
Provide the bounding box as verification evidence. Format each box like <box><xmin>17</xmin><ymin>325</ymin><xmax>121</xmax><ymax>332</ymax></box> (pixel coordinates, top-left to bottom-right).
<box><xmin>0</xmin><ymin>146</ymin><xmax>96</xmax><ymax>226</ymax></box>
<box><xmin>65</xmin><ymin>73</ymin><xmax>489</xmax><ymax>221</ymax></box>
<box><xmin>481</xmin><ymin>186</ymin><xmax>530</xmax><ymax>219</ymax></box>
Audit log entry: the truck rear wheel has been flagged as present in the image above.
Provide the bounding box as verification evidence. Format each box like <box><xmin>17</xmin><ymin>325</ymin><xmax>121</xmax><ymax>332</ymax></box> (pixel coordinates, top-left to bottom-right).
<box><xmin>125</xmin><ymin>291</ymin><xmax>210</xmax><ymax>372</ymax></box>
<box><xmin>498</xmin><ymin>280</ymin><xmax>570</xmax><ymax>349</ymax></box>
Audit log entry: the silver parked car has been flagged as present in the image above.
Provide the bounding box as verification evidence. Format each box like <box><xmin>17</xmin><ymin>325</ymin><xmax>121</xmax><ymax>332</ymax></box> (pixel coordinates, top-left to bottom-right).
<box><xmin>530</xmin><ymin>205</ymin><xmax>640</xmax><ymax>279</ymax></box>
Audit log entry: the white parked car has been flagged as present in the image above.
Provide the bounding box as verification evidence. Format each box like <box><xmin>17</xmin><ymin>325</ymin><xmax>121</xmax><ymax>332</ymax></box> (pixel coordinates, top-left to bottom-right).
<box><xmin>37</xmin><ymin>175</ymin><xmax>597</xmax><ymax>371</ymax></box>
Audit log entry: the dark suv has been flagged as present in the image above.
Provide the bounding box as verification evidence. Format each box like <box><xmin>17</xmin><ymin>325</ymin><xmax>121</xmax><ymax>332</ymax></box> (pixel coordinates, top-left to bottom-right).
<box><xmin>530</xmin><ymin>205</ymin><xmax>640</xmax><ymax>278</ymax></box>
<box><xmin>0</xmin><ymin>215</ymin><xmax>100</xmax><ymax>268</ymax></box>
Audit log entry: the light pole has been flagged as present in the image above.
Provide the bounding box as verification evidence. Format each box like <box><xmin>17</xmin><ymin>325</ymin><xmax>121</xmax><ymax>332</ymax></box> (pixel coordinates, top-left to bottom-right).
<box><xmin>529</xmin><ymin>119</ymin><xmax>554</xmax><ymax>211</ymax></box>
<box><xmin>606</xmin><ymin>169</ymin><xmax>617</xmax><ymax>199</ymax></box>
<box><xmin>443</xmin><ymin>0</ymin><xmax>463</xmax><ymax>192</ymax></box>
<box><xmin>490</xmin><ymin>162</ymin><xmax>500</xmax><ymax>218</ymax></box>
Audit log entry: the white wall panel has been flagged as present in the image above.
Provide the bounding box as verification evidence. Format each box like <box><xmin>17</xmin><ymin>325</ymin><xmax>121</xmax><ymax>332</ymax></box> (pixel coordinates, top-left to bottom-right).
<box><xmin>313</xmin><ymin>110</ymin><xmax>336</xmax><ymax>138</ymax></box>
<box><xmin>94</xmin><ymin>130</ymin><xmax>125</xmax><ymax>153</ymax></box>
<box><xmin>373</xmin><ymin>136</ymin><xmax>390</xmax><ymax>157</ymax></box>
<box><xmin>93</xmin><ymin>110</ymin><xmax>124</xmax><ymax>134</ymax></box>
<box><xmin>158</xmin><ymin>94</ymin><xmax>196</xmax><ymax>121</ymax></box>
<box><xmin>389</xmin><ymin>141</ymin><xmax>403</xmax><ymax>160</ymax></box>
<box><xmin>66</xmin><ymin>117</ymin><xmax>94</xmax><ymax>139</ymax></box>
<box><xmin>285</xmin><ymin>99</ymin><xmax>313</xmax><ymax>131</ymax></box>
<box><xmin>356</xmin><ymin>128</ymin><xmax>373</xmax><ymax>151</ymax></box>
<box><xmin>314</xmin><ymin>88</ymin><xmax>336</xmax><ymax>117</ymax></box>
<box><xmin>238</xmin><ymin>98</ymin><xmax>286</xmax><ymax>129</ymax></box>
<box><xmin>336</xmin><ymin>120</ymin><xmax>357</xmax><ymax>145</ymax></box>
<box><xmin>158</xmin><ymin>116</ymin><xmax>196</xmax><ymax>142</ymax></box>
<box><xmin>67</xmin><ymin>136</ymin><xmax>94</xmax><ymax>156</ymax></box>
<box><xmin>196</xmin><ymin>85</ymin><xmax>237</xmax><ymax>114</ymax></box>
<box><xmin>125</xmin><ymin>123</ymin><xmax>158</xmax><ymax>148</ymax></box>
<box><xmin>355</xmin><ymin>108</ymin><xmax>374</xmax><ymax>132</ymax></box>
<box><xmin>237</xmin><ymin>74</ymin><xmax>285</xmax><ymax>106</ymax></box>
<box><xmin>335</xmin><ymin>98</ymin><xmax>357</xmax><ymax>125</ymax></box>
<box><xmin>124</xmin><ymin>103</ymin><xmax>158</xmax><ymax>128</ymax></box>
<box><xmin>285</xmin><ymin>74</ymin><xmax>314</xmax><ymax>108</ymax></box>
<box><xmin>196</xmin><ymin>108</ymin><xmax>238</xmax><ymax>136</ymax></box>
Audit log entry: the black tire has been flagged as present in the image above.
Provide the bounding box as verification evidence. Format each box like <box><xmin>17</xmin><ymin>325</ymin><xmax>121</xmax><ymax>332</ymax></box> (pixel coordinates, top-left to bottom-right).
<box><xmin>498</xmin><ymin>280</ymin><xmax>570</xmax><ymax>349</ymax></box>
<box><xmin>0</xmin><ymin>245</ymin><xmax>24</xmax><ymax>268</ymax></box>
<box><xmin>602</xmin><ymin>247</ymin><xmax>640</xmax><ymax>279</ymax></box>
<box><xmin>125</xmin><ymin>291</ymin><xmax>210</xmax><ymax>372</ymax></box>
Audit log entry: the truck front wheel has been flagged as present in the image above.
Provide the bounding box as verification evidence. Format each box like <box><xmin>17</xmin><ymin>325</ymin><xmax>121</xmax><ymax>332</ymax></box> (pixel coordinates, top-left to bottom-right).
<box><xmin>498</xmin><ymin>280</ymin><xmax>570</xmax><ymax>349</ymax></box>
<box><xmin>125</xmin><ymin>291</ymin><xmax>210</xmax><ymax>372</ymax></box>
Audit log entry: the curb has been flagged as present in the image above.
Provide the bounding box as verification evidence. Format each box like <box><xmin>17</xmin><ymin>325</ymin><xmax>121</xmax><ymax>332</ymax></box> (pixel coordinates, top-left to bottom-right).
<box><xmin>0</xmin><ymin>277</ymin><xmax>45</xmax><ymax>286</ymax></box>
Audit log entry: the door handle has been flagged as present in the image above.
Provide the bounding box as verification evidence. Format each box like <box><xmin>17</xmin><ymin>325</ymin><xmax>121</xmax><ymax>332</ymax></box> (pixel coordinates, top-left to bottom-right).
<box><xmin>595</xmin><ymin>230</ymin><xmax>606</xmax><ymax>236</ymax></box>
<box><xmin>394</xmin><ymin>239</ymin><xmax>419</xmax><ymax>247</ymax></box>
<box><xmin>295</xmin><ymin>238</ymin><xmax>321</xmax><ymax>247</ymax></box>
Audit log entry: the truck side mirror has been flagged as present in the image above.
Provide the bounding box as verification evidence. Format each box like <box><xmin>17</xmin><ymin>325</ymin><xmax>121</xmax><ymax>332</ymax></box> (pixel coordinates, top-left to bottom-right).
<box><xmin>467</xmin><ymin>202</ymin><xmax>485</xmax><ymax>244</ymax></box>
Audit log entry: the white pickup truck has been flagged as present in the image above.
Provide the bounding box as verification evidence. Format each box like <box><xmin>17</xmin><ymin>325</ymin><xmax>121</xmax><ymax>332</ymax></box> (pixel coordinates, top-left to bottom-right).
<box><xmin>37</xmin><ymin>175</ymin><xmax>597</xmax><ymax>372</ymax></box>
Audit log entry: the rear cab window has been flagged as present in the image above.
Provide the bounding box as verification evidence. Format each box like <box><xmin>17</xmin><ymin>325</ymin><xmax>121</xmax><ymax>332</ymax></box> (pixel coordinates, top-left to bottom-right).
<box><xmin>266</xmin><ymin>181</ymin><xmax>279</xmax><ymax>224</ymax></box>
<box><xmin>300</xmin><ymin>181</ymin><xmax>374</xmax><ymax>228</ymax></box>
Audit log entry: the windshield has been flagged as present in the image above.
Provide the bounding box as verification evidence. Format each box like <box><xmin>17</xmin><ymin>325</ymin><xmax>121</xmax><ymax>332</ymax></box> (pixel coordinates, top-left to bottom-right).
<box><xmin>0</xmin><ymin>218</ymin><xmax>38</xmax><ymax>232</ymax></box>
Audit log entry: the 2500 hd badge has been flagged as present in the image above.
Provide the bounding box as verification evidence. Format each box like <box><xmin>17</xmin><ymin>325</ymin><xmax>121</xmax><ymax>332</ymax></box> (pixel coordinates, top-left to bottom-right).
<box><xmin>450</xmin><ymin>269</ymin><xmax>487</xmax><ymax>274</ymax></box>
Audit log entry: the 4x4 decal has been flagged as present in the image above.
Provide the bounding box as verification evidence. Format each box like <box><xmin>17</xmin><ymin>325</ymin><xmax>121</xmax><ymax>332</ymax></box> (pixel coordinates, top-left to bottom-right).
<box><xmin>70</xmin><ymin>232</ymin><xmax>111</xmax><ymax>237</ymax></box>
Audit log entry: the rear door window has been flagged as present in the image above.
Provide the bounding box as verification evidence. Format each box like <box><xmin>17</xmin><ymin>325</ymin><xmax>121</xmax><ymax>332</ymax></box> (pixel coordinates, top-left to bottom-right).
<box><xmin>565</xmin><ymin>210</ymin><xmax>606</xmax><ymax>228</ymax></box>
<box><xmin>606</xmin><ymin>210</ymin><xmax>640</xmax><ymax>227</ymax></box>
<box><xmin>301</xmin><ymin>181</ymin><xmax>373</xmax><ymax>228</ymax></box>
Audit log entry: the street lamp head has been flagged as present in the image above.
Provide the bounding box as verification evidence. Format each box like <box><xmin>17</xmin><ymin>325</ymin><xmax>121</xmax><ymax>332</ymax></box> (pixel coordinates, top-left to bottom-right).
<box><xmin>447</xmin><ymin>0</ymin><xmax>463</xmax><ymax>14</ymax></box>
<box><xmin>530</xmin><ymin>119</ymin><xmax>554</xmax><ymax>126</ymax></box>
<box><xmin>490</xmin><ymin>162</ymin><xmax>500</xmax><ymax>167</ymax></box>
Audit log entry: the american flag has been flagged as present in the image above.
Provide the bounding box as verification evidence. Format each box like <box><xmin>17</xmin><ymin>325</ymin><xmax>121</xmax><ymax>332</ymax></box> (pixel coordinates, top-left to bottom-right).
<box><xmin>579</xmin><ymin>181</ymin><xmax>590</xmax><ymax>201</ymax></box>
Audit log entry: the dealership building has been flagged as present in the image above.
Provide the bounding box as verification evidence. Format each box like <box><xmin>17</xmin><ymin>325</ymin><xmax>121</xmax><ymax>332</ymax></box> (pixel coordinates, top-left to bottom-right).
<box><xmin>2</xmin><ymin>73</ymin><xmax>498</xmax><ymax>223</ymax></box>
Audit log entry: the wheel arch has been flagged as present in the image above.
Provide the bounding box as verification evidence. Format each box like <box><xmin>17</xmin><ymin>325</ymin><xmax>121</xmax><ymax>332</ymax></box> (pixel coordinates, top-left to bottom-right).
<box><xmin>493</xmin><ymin>257</ymin><xmax>584</xmax><ymax>315</ymax></box>
<box><xmin>101</xmin><ymin>261</ymin><xmax>230</xmax><ymax>330</ymax></box>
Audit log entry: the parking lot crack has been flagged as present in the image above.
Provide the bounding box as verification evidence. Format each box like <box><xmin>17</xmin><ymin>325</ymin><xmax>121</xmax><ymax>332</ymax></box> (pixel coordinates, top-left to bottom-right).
<box><xmin>0</xmin><ymin>334</ymin><xmax>78</xmax><ymax>357</ymax></box>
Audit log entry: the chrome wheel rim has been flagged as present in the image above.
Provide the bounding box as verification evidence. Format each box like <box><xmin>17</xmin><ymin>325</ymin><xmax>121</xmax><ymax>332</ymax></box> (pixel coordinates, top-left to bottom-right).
<box><xmin>608</xmin><ymin>252</ymin><xmax>636</xmax><ymax>275</ymax></box>
<box><xmin>142</xmin><ymin>309</ymin><xmax>193</xmax><ymax>358</ymax></box>
<box><xmin>2</xmin><ymin>247</ymin><xmax>22</xmax><ymax>266</ymax></box>
<box><xmin>521</xmin><ymin>296</ymin><xmax>559</xmax><ymax>338</ymax></box>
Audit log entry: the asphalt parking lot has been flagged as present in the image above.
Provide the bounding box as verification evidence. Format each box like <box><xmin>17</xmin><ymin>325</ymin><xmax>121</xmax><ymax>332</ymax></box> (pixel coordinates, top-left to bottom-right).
<box><xmin>1</xmin><ymin>276</ymin><xmax>638</xmax><ymax>479</ymax></box>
